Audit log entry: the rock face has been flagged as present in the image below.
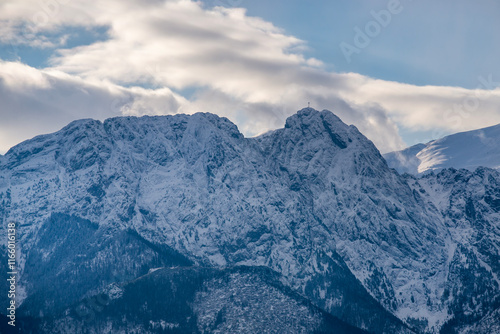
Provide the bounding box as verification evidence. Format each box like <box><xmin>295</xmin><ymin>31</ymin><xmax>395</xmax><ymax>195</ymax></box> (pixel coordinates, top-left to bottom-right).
<box><xmin>0</xmin><ymin>108</ymin><xmax>498</xmax><ymax>333</ymax></box>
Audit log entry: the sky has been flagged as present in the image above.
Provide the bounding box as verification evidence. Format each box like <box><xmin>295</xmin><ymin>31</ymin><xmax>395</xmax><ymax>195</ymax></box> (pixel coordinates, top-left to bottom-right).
<box><xmin>1</xmin><ymin>0</ymin><xmax>500</xmax><ymax>154</ymax></box>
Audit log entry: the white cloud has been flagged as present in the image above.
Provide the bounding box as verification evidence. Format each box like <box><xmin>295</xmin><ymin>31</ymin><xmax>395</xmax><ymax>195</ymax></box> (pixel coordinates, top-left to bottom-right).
<box><xmin>336</xmin><ymin>76</ymin><xmax>500</xmax><ymax>139</ymax></box>
<box><xmin>1</xmin><ymin>0</ymin><xmax>500</xmax><ymax>155</ymax></box>
<box><xmin>0</xmin><ymin>61</ymin><xmax>187</xmax><ymax>154</ymax></box>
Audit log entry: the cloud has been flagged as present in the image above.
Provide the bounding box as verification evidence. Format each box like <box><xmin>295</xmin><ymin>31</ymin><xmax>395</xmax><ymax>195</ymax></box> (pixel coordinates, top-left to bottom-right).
<box><xmin>0</xmin><ymin>61</ymin><xmax>187</xmax><ymax>154</ymax></box>
<box><xmin>1</xmin><ymin>0</ymin><xmax>500</xmax><ymax>155</ymax></box>
<box><xmin>336</xmin><ymin>75</ymin><xmax>500</xmax><ymax>139</ymax></box>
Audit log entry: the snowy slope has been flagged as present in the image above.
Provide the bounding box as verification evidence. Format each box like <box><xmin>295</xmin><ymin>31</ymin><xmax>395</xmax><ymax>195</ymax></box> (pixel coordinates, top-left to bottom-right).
<box><xmin>404</xmin><ymin>167</ymin><xmax>500</xmax><ymax>332</ymax></box>
<box><xmin>0</xmin><ymin>108</ymin><xmax>498</xmax><ymax>333</ymax></box>
<box><xmin>384</xmin><ymin>123</ymin><xmax>500</xmax><ymax>174</ymax></box>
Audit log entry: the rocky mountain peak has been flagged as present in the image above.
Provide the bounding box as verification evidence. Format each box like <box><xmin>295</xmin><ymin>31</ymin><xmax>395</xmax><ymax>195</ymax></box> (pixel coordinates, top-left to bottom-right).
<box><xmin>0</xmin><ymin>108</ymin><xmax>498</xmax><ymax>334</ymax></box>
<box><xmin>283</xmin><ymin>108</ymin><xmax>352</xmax><ymax>149</ymax></box>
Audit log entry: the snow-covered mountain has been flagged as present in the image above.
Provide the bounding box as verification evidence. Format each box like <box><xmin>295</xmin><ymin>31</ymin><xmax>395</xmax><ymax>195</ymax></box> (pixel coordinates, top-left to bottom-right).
<box><xmin>384</xmin><ymin>124</ymin><xmax>500</xmax><ymax>174</ymax></box>
<box><xmin>0</xmin><ymin>108</ymin><xmax>498</xmax><ymax>333</ymax></box>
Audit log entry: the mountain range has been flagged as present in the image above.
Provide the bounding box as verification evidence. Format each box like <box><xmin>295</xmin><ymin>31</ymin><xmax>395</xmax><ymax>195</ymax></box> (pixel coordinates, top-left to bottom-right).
<box><xmin>0</xmin><ymin>108</ymin><xmax>498</xmax><ymax>333</ymax></box>
<box><xmin>384</xmin><ymin>123</ymin><xmax>500</xmax><ymax>174</ymax></box>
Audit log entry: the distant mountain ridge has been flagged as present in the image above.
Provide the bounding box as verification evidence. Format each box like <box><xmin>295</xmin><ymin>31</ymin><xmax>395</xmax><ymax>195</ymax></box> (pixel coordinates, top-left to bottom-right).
<box><xmin>0</xmin><ymin>108</ymin><xmax>498</xmax><ymax>333</ymax></box>
<box><xmin>384</xmin><ymin>123</ymin><xmax>500</xmax><ymax>174</ymax></box>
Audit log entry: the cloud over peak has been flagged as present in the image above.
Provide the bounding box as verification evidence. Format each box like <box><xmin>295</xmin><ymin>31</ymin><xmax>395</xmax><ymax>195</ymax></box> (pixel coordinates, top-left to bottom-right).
<box><xmin>1</xmin><ymin>0</ymin><xmax>499</xmax><ymax>155</ymax></box>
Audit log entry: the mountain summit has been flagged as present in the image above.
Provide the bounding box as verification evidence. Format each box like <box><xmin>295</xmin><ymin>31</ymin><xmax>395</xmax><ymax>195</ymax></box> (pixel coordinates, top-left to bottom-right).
<box><xmin>0</xmin><ymin>108</ymin><xmax>498</xmax><ymax>333</ymax></box>
<box><xmin>384</xmin><ymin>123</ymin><xmax>500</xmax><ymax>174</ymax></box>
